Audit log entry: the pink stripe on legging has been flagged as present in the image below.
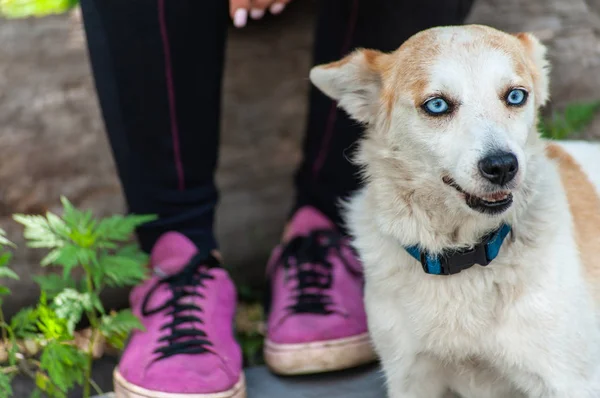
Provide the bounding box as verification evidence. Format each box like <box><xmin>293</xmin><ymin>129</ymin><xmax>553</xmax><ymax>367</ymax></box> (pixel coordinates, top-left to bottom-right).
<box><xmin>158</xmin><ymin>0</ymin><xmax>185</xmax><ymax>191</ymax></box>
<box><xmin>312</xmin><ymin>0</ymin><xmax>360</xmax><ymax>179</ymax></box>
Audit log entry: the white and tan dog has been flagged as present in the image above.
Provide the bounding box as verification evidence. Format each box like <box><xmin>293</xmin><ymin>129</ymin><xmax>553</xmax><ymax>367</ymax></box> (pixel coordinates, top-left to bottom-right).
<box><xmin>309</xmin><ymin>25</ymin><xmax>600</xmax><ymax>397</ymax></box>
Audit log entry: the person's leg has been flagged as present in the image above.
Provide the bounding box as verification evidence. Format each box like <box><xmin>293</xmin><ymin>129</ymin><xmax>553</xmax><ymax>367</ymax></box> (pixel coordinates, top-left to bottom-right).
<box><xmin>80</xmin><ymin>1</ymin><xmax>244</xmax><ymax>396</ymax></box>
<box><xmin>81</xmin><ymin>0</ymin><xmax>226</xmax><ymax>255</ymax></box>
<box><xmin>265</xmin><ymin>0</ymin><xmax>476</xmax><ymax>376</ymax></box>
<box><xmin>295</xmin><ymin>0</ymin><xmax>476</xmax><ymax>228</ymax></box>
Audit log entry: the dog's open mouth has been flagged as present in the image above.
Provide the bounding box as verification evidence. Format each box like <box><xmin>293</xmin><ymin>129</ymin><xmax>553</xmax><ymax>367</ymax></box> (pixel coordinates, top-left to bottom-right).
<box><xmin>442</xmin><ymin>176</ymin><xmax>513</xmax><ymax>214</ymax></box>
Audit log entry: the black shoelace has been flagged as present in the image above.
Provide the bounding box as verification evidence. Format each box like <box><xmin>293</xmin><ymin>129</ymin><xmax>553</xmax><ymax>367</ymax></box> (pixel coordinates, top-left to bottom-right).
<box><xmin>276</xmin><ymin>229</ymin><xmax>358</xmax><ymax>315</ymax></box>
<box><xmin>141</xmin><ymin>253</ymin><xmax>220</xmax><ymax>361</ymax></box>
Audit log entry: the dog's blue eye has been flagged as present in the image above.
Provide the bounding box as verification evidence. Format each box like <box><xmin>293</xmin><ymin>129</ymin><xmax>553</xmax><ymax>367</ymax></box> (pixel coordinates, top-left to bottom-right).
<box><xmin>423</xmin><ymin>98</ymin><xmax>449</xmax><ymax>115</ymax></box>
<box><xmin>506</xmin><ymin>89</ymin><xmax>527</xmax><ymax>106</ymax></box>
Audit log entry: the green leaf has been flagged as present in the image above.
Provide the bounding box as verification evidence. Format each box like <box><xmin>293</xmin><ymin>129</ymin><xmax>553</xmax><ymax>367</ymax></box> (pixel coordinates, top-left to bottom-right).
<box><xmin>0</xmin><ymin>372</ymin><xmax>12</xmax><ymax>398</ymax></box>
<box><xmin>57</xmin><ymin>198</ymin><xmax>98</xmax><ymax>249</ymax></box>
<box><xmin>0</xmin><ymin>0</ymin><xmax>78</xmax><ymax>19</ymax></box>
<box><xmin>32</xmin><ymin>274</ymin><xmax>76</xmax><ymax>299</ymax></box>
<box><xmin>118</xmin><ymin>243</ymin><xmax>149</xmax><ymax>263</ymax></box>
<box><xmin>17</xmin><ymin>200</ymin><xmax>154</xmax><ymax>294</ymax></box>
<box><xmin>10</xmin><ymin>307</ymin><xmax>39</xmax><ymax>339</ymax></box>
<box><xmin>97</xmin><ymin>246</ymin><xmax>148</xmax><ymax>287</ymax></box>
<box><xmin>60</xmin><ymin>197</ymin><xmax>76</xmax><ymax>223</ymax></box>
<box><xmin>35</xmin><ymin>372</ymin><xmax>58</xmax><ymax>398</ymax></box>
<box><xmin>30</xmin><ymin>388</ymin><xmax>43</xmax><ymax>398</ymax></box>
<box><xmin>40</xmin><ymin>341</ymin><xmax>86</xmax><ymax>394</ymax></box>
<box><xmin>561</xmin><ymin>101</ymin><xmax>600</xmax><ymax>132</ymax></box>
<box><xmin>100</xmin><ymin>309</ymin><xmax>144</xmax><ymax>350</ymax></box>
<box><xmin>0</xmin><ymin>229</ymin><xmax>15</xmax><ymax>249</ymax></box>
<box><xmin>96</xmin><ymin>214</ymin><xmax>157</xmax><ymax>244</ymax></box>
<box><xmin>36</xmin><ymin>300</ymin><xmax>71</xmax><ymax>341</ymax></box>
<box><xmin>46</xmin><ymin>212</ymin><xmax>69</xmax><ymax>237</ymax></box>
<box><xmin>14</xmin><ymin>214</ymin><xmax>66</xmax><ymax>250</ymax></box>
<box><xmin>52</xmin><ymin>289</ymin><xmax>92</xmax><ymax>334</ymax></box>
<box><xmin>69</xmin><ymin>228</ymin><xmax>96</xmax><ymax>250</ymax></box>
<box><xmin>90</xmin><ymin>293</ymin><xmax>105</xmax><ymax>315</ymax></box>
<box><xmin>62</xmin><ymin>198</ymin><xmax>94</xmax><ymax>231</ymax></box>
<box><xmin>239</xmin><ymin>333</ymin><xmax>264</xmax><ymax>367</ymax></box>
<box><xmin>0</xmin><ymin>266</ymin><xmax>18</xmax><ymax>280</ymax></box>
<box><xmin>7</xmin><ymin>337</ymin><xmax>19</xmax><ymax>366</ymax></box>
<box><xmin>0</xmin><ymin>286</ymin><xmax>11</xmax><ymax>297</ymax></box>
<box><xmin>35</xmin><ymin>370</ymin><xmax>67</xmax><ymax>398</ymax></box>
<box><xmin>0</xmin><ymin>252</ymin><xmax>13</xmax><ymax>268</ymax></box>
<box><xmin>540</xmin><ymin>101</ymin><xmax>600</xmax><ymax>140</ymax></box>
<box><xmin>39</xmin><ymin>248</ymin><xmax>60</xmax><ymax>267</ymax></box>
<box><xmin>75</xmin><ymin>248</ymin><xmax>97</xmax><ymax>269</ymax></box>
<box><xmin>42</xmin><ymin>243</ymin><xmax>78</xmax><ymax>270</ymax></box>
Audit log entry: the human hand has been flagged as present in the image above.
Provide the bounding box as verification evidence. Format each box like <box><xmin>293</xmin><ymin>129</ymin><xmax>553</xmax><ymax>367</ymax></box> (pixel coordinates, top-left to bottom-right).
<box><xmin>230</xmin><ymin>0</ymin><xmax>290</xmax><ymax>28</ymax></box>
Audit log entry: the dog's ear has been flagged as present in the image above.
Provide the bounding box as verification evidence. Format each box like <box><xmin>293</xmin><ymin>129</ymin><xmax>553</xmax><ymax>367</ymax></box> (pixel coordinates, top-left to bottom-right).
<box><xmin>310</xmin><ymin>49</ymin><xmax>386</xmax><ymax>124</ymax></box>
<box><xmin>513</xmin><ymin>32</ymin><xmax>550</xmax><ymax>106</ymax></box>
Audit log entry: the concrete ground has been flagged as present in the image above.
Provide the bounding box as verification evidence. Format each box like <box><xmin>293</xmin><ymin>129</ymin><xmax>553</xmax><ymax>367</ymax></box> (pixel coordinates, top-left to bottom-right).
<box><xmin>11</xmin><ymin>355</ymin><xmax>387</xmax><ymax>398</ymax></box>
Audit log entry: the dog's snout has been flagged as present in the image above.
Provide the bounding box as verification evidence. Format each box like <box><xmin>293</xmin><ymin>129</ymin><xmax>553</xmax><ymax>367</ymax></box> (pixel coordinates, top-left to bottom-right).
<box><xmin>478</xmin><ymin>152</ymin><xmax>518</xmax><ymax>186</ymax></box>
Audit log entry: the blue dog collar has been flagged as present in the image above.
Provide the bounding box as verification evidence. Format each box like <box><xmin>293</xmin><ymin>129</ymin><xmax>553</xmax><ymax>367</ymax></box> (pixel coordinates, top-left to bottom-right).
<box><xmin>405</xmin><ymin>224</ymin><xmax>512</xmax><ymax>275</ymax></box>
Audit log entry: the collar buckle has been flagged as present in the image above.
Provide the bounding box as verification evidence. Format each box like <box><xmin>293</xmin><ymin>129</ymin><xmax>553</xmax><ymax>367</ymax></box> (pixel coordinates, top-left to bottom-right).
<box><xmin>440</xmin><ymin>243</ymin><xmax>489</xmax><ymax>275</ymax></box>
<box><xmin>408</xmin><ymin>224</ymin><xmax>511</xmax><ymax>276</ymax></box>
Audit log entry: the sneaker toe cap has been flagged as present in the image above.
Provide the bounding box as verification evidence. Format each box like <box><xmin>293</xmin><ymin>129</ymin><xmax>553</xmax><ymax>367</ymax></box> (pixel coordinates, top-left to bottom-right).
<box><xmin>119</xmin><ymin>357</ymin><xmax>240</xmax><ymax>394</ymax></box>
<box><xmin>268</xmin><ymin>313</ymin><xmax>367</xmax><ymax>344</ymax></box>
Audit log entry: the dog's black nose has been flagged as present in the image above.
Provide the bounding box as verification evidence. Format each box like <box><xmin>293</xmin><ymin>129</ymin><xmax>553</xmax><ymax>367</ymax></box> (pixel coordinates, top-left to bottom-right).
<box><xmin>478</xmin><ymin>152</ymin><xmax>518</xmax><ymax>186</ymax></box>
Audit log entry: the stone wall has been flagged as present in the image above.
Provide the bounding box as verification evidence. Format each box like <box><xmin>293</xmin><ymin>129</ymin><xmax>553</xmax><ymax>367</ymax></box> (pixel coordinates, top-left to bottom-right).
<box><xmin>0</xmin><ymin>0</ymin><xmax>598</xmax><ymax>316</ymax></box>
<box><xmin>467</xmin><ymin>0</ymin><xmax>600</xmax><ymax>138</ymax></box>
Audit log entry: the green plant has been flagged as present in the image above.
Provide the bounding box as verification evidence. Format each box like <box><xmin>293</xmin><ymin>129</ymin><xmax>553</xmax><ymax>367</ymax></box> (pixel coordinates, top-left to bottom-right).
<box><xmin>539</xmin><ymin>100</ymin><xmax>600</xmax><ymax>140</ymax></box>
<box><xmin>0</xmin><ymin>0</ymin><xmax>78</xmax><ymax>18</ymax></box>
<box><xmin>0</xmin><ymin>230</ymin><xmax>18</xmax><ymax>397</ymax></box>
<box><xmin>0</xmin><ymin>197</ymin><xmax>156</xmax><ymax>398</ymax></box>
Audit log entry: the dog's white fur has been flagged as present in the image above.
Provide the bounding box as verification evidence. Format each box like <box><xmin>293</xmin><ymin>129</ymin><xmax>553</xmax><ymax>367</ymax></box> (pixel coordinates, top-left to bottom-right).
<box><xmin>310</xmin><ymin>25</ymin><xmax>600</xmax><ymax>397</ymax></box>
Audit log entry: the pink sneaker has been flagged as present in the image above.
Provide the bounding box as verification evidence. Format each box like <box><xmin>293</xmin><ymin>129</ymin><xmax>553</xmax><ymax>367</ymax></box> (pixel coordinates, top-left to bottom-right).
<box><xmin>264</xmin><ymin>206</ymin><xmax>377</xmax><ymax>375</ymax></box>
<box><xmin>113</xmin><ymin>232</ymin><xmax>245</xmax><ymax>398</ymax></box>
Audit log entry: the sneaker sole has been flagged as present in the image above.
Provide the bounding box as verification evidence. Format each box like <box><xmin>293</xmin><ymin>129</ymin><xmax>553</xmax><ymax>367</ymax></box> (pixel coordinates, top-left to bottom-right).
<box><xmin>264</xmin><ymin>332</ymin><xmax>378</xmax><ymax>375</ymax></box>
<box><xmin>113</xmin><ymin>368</ymin><xmax>246</xmax><ymax>398</ymax></box>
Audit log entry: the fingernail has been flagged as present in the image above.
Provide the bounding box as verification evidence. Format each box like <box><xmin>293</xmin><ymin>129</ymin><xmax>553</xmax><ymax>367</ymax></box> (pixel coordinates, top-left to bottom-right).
<box><xmin>233</xmin><ymin>8</ymin><xmax>248</xmax><ymax>28</ymax></box>
<box><xmin>269</xmin><ymin>2</ymin><xmax>285</xmax><ymax>14</ymax></box>
<box><xmin>250</xmin><ymin>8</ymin><xmax>265</xmax><ymax>19</ymax></box>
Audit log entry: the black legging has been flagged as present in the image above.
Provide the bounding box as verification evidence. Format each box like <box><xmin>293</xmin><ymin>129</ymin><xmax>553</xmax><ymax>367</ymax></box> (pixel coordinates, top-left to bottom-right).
<box><xmin>80</xmin><ymin>0</ymin><xmax>474</xmax><ymax>254</ymax></box>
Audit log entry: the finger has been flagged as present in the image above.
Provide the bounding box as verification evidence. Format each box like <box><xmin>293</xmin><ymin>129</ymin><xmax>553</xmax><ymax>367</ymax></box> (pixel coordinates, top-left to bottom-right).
<box><xmin>248</xmin><ymin>0</ymin><xmax>273</xmax><ymax>20</ymax></box>
<box><xmin>230</xmin><ymin>0</ymin><xmax>250</xmax><ymax>28</ymax></box>
<box><xmin>269</xmin><ymin>0</ymin><xmax>289</xmax><ymax>15</ymax></box>
<box><xmin>249</xmin><ymin>8</ymin><xmax>265</xmax><ymax>20</ymax></box>
<box><xmin>233</xmin><ymin>8</ymin><xmax>248</xmax><ymax>27</ymax></box>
